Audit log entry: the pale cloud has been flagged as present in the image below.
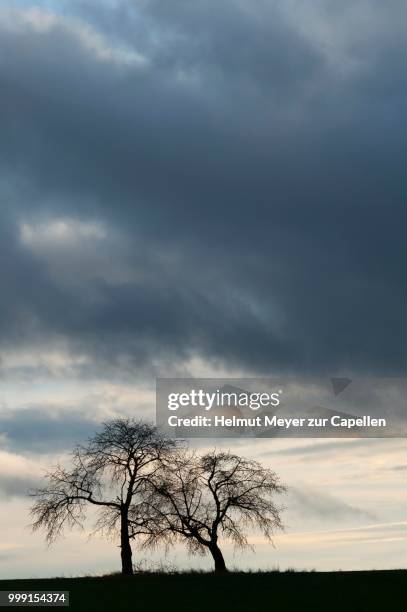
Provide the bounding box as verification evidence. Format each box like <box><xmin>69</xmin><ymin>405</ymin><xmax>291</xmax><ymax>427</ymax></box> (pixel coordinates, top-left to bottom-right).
<box><xmin>0</xmin><ymin>6</ymin><xmax>148</xmax><ymax>67</ymax></box>
<box><xmin>0</xmin><ymin>449</ymin><xmax>43</xmax><ymax>497</ymax></box>
<box><xmin>273</xmin><ymin>521</ymin><xmax>407</xmax><ymax>548</ymax></box>
<box><xmin>1</xmin><ymin>352</ymin><xmax>90</xmax><ymax>379</ymax></box>
<box><xmin>20</xmin><ymin>218</ymin><xmax>107</xmax><ymax>248</ymax></box>
<box><xmin>19</xmin><ymin>217</ymin><xmax>144</xmax><ymax>286</ymax></box>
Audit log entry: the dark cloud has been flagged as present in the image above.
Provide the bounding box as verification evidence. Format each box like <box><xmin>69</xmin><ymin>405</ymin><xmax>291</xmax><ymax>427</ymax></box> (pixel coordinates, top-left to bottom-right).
<box><xmin>0</xmin><ymin>1</ymin><xmax>406</xmax><ymax>376</ymax></box>
<box><xmin>0</xmin><ymin>407</ymin><xmax>100</xmax><ymax>452</ymax></box>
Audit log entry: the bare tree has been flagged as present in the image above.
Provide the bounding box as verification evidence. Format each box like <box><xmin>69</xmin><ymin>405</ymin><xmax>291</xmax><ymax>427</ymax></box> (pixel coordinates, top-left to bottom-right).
<box><xmin>30</xmin><ymin>418</ymin><xmax>176</xmax><ymax>575</ymax></box>
<box><xmin>141</xmin><ymin>449</ymin><xmax>286</xmax><ymax>572</ymax></box>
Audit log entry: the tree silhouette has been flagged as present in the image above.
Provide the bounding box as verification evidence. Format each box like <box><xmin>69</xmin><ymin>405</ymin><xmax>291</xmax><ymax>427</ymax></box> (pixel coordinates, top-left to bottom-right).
<box><xmin>141</xmin><ymin>449</ymin><xmax>286</xmax><ymax>572</ymax></box>
<box><xmin>30</xmin><ymin>418</ymin><xmax>176</xmax><ymax>575</ymax></box>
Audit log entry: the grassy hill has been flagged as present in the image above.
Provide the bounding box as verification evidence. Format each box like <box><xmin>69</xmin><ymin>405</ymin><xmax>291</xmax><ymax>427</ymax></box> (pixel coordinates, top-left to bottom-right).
<box><xmin>0</xmin><ymin>570</ymin><xmax>405</xmax><ymax>611</ymax></box>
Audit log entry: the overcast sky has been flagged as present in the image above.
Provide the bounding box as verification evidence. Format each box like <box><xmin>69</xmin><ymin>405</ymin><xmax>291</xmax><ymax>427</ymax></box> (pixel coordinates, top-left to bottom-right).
<box><xmin>0</xmin><ymin>0</ymin><xmax>407</xmax><ymax>577</ymax></box>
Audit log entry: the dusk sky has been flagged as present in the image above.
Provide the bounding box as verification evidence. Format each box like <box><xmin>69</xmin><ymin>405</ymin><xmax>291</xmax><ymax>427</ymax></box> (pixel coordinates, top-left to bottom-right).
<box><xmin>1</xmin><ymin>0</ymin><xmax>407</xmax><ymax>577</ymax></box>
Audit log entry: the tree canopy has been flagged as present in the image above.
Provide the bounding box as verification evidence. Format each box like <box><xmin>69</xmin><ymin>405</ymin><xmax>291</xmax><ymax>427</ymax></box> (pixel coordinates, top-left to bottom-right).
<box><xmin>30</xmin><ymin>418</ymin><xmax>176</xmax><ymax>575</ymax></box>
<box><xmin>140</xmin><ymin>449</ymin><xmax>286</xmax><ymax>572</ymax></box>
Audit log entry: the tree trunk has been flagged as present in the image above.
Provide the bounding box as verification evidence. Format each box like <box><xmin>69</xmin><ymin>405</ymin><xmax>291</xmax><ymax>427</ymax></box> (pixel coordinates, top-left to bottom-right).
<box><xmin>209</xmin><ymin>543</ymin><xmax>228</xmax><ymax>573</ymax></box>
<box><xmin>120</xmin><ymin>508</ymin><xmax>133</xmax><ymax>576</ymax></box>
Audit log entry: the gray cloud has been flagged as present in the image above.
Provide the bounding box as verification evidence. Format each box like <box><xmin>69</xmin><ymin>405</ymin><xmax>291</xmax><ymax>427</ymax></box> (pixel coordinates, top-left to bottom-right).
<box><xmin>0</xmin><ymin>474</ymin><xmax>41</xmax><ymax>499</ymax></box>
<box><xmin>390</xmin><ymin>464</ymin><xmax>407</xmax><ymax>472</ymax></box>
<box><xmin>287</xmin><ymin>486</ymin><xmax>376</xmax><ymax>521</ymax></box>
<box><xmin>0</xmin><ymin>1</ymin><xmax>406</xmax><ymax>376</ymax></box>
<box><xmin>0</xmin><ymin>406</ymin><xmax>101</xmax><ymax>453</ymax></box>
<box><xmin>266</xmin><ymin>440</ymin><xmax>384</xmax><ymax>457</ymax></box>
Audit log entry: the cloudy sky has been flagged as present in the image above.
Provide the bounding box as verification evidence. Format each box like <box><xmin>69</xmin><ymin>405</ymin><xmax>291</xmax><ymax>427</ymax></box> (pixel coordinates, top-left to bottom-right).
<box><xmin>1</xmin><ymin>0</ymin><xmax>407</xmax><ymax>577</ymax></box>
